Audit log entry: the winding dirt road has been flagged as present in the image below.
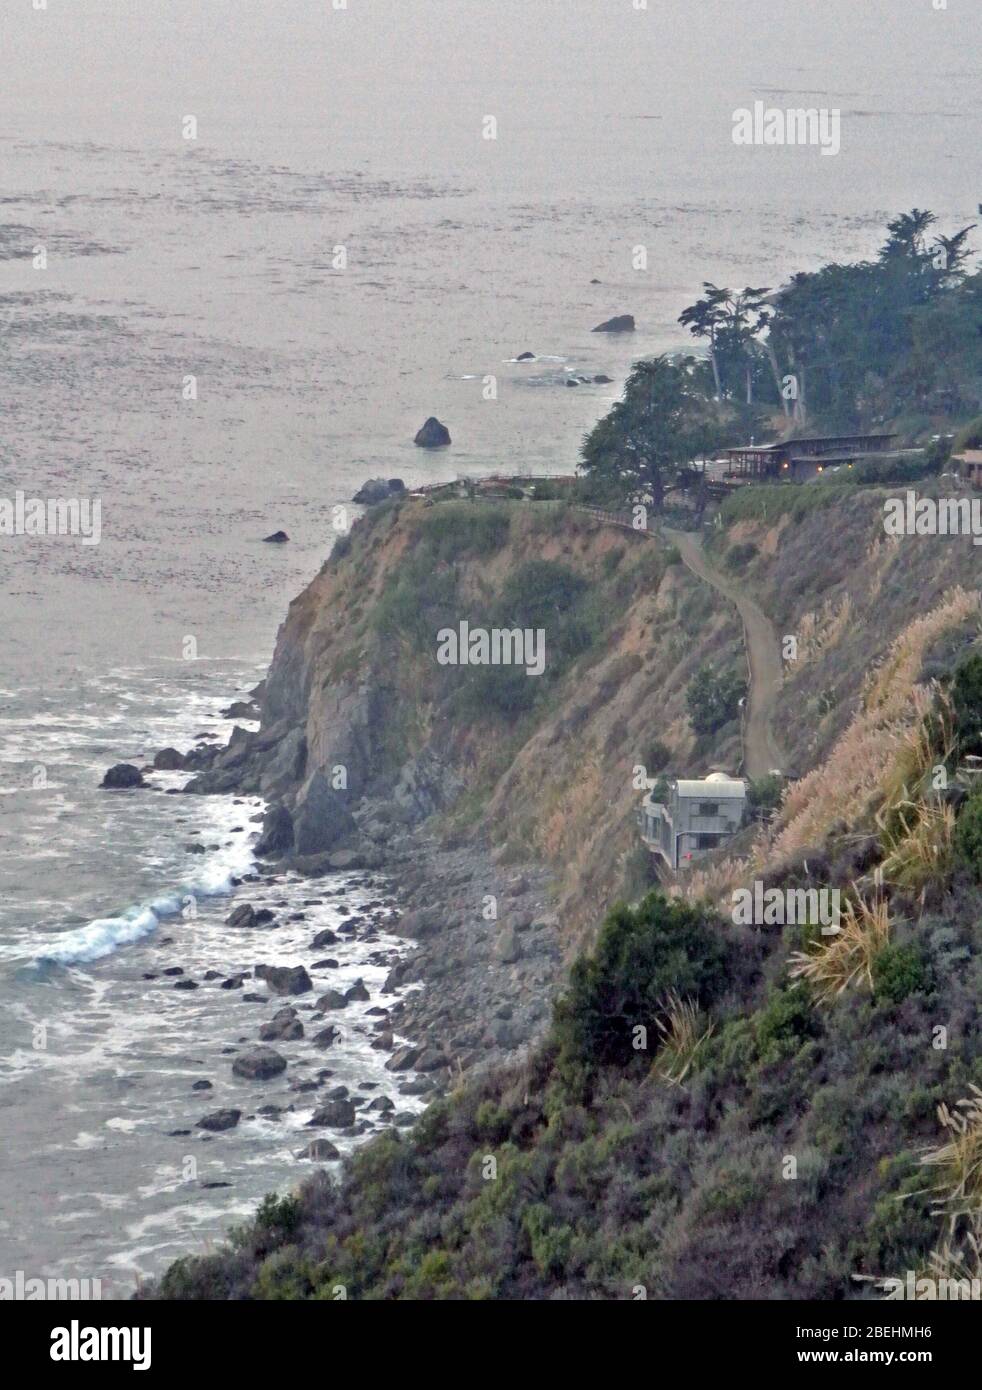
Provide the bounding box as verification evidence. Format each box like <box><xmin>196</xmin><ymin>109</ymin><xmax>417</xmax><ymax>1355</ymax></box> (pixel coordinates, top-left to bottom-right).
<box><xmin>663</xmin><ymin>527</ymin><xmax>787</xmax><ymax>780</ymax></box>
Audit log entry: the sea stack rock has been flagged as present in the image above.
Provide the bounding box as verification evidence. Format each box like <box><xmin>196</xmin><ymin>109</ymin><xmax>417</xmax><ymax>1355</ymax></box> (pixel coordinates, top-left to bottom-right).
<box><xmin>414</xmin><ymin>416</ymin><xmax>451</xmax><ymax>448</ymax></box>
<box><xmin>100</xmin><ymin>763</ymin><xmax>146</xmax><ymax>789</ymax></box>
<box><xmin>592</xmin><ymin>314</ymin><xmax>635</xmax><ymax>333</ymax></box>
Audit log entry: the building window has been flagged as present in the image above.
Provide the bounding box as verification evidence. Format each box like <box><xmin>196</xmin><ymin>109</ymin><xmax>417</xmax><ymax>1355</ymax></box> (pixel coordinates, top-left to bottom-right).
<box><xmin>695</xmin><ymin>833</ymin><xmax>720</xmax><ymax>850</ymax></box>
<box><xmin>697</xmin><ymin>802</ymin><xmax>720</xmax><ymax>817</ymax></box>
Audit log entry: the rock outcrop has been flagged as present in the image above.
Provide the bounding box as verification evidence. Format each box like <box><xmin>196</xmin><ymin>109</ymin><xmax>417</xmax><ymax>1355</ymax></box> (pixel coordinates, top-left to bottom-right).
<box><xmin>101</xmin><ymin>763</ymin><xmax>146</xmax><ymax>789</ymax></box>
<box><xmin>591</xmin><ymin>314</ymin><xmax>635</xmax><ymax>333</ymax></box>
<box><xmin>231</xmin><ymin>1048</ymin><xmax>288</xmax><ymax>1081</ymax></box>
<box><xmin>353</xmin><ymin>478</ymin><xmax>406</xmax><ymax>505</ymax></box>
<box><xmin>292</xmin><ymin>770</ymin><xmax>358</xmax><ymax>857</ymax></box>
<box><xmin>413</xmin><ymin>417</ymin><xmax>451</xmax><ymax>448</ymax></box>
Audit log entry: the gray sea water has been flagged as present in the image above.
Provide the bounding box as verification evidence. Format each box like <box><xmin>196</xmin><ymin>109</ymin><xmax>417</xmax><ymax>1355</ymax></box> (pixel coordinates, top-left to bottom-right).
<box><xmin>0</xmin><ymin>0</ymin><xmax>978</xmax><ymax>1288</ymax></box>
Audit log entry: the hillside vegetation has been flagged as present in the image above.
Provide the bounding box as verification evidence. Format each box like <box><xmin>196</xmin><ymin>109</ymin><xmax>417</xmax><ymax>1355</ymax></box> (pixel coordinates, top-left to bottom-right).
<box><xmin>150</xmin><ymin>483</ymin><xmax>982</xmax><ymax>1300</ymax></box>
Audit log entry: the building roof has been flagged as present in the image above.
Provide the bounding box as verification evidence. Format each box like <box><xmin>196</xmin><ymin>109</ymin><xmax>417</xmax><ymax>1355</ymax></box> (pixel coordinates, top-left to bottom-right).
<box><xmin>725</xmin><ymin>432</ymin><xmax>897</xmax><ymax>456</ymax></box>
<box><xmin>675</xmin><ymin>777</ymin><xmax>746</xmax><ymax>799</ymax></box>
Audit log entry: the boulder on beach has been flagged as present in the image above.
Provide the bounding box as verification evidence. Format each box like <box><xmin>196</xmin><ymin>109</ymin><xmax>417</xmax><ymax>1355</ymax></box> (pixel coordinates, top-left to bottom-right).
<box><xmin>516</xmin><ymin>351</ymin><xmax>535</xmax><ymax>362</ymax></box>
<box><xmin>413</xmin><ymin>416</ymin><xmax>451</xmax><ymax>448</ymax></box>
<box><xmin>592</xmin><ymin>314</ymin><xmax>635</xmax><ymax>333</ymax></box>
<box><xmin>254</xmin><ymin>803</ymin><xmax>294</xmax><ymax>859</ymax></box>
<box><xmin>153</xmin><ymin>748</ymin><xmax>186</xmax><ymax>771</ymax></box>
<box><xmin>196</xmin><ymin>1108</ymin><xmax>241</xmax><ymax>1132</ymax></box>
<box><xmin>297</xmin><ymin>1138</ymin><xmax>341</xmax><ymax>1161</ymax></box>
<box><xmin>260</xmin><ymin>1007</ymin><xmax>305</xmax><ymax>1042</ymax></box>
<box><xmin>222</xmin><ymin>700</ymin><xmax>260</xmax><ymax>720</ymax></box>
<box><xmin>232</xmin><ymin>1047</ymin><xmax>288</xmax><ymax>1081</ymax></box>
<box><xmin>385</xmin><ymin>1046</ymin><xmax>422</xmax><ymax>1073</ymax></box>
<box><xmin>566</xmin><ymin>377</ymin><xmax>580</xmax><ymax>387</ymax></box>
<box><xmin>225</xmin><ymin>903</ymin><xmax>275</xmax><ymax>929</ymax></box>
<box><xmin>314</xmin><ymin>990</ymin><xmax>348</xmax><ymax>1011</ymax></box>
<box><xmin>262</xmin><ymin>530</ymin><xmax>289</xmax><ymax>543</ymax></box>
<box><xmin>593</xmin><ymin>374</ymin><xmax>614</xmax><ymax>384</ymax></box>
<box><xmin>312</xmin><ymin>1025</ymin><xmax>341</xmax><ymax>1050</ymax></box>
<box><xmin>255</xmin><ymin>964</ymin><xmax>312</xmax><ymax>997</ymax></box>
<box><xmin>344</xmin><ymin>978</ymin><xmax>370</xmax><ymax>1003</ymax></box>
<box><xmin>100</xmin><ymin>763</ymin><xmax>145</xmax><ymax>789</ymax></box>
<box><xmin>308</xmin><ymin>1098</ymin><xmax>356</xmax><ymax>1128</ymax></box>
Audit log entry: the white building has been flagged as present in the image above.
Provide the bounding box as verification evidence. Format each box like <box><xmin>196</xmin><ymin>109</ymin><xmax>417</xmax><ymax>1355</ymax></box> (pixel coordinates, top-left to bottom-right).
<box><xmin>639</xmin><ymin>772</ymin><xmax>747</xmax><ymax>870</ymax></box>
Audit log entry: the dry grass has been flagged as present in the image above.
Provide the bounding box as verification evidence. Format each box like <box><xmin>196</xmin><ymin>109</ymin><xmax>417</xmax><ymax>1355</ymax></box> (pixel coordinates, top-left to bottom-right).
<box><xmin>669</xmin><ymin>855</ymin><xmax>748</xmax><ymax>910</ymax></box>
<box><xmin>765</xmin><ymin>588</ymin><xmax>979</xmax><ymax>866</ymax></box>
<box><xmin>877</xmin><ymin>685</ymin><xmax>955</xmax><ymax>814</ymax></box>
<box><xmin>923</xmin><ymin>1213</ymin><xmax>982</xmax><ymax>1292</ymax></box>
<box><xmin>650</xmin><ymin>989</ymin><xmax>715</xmax><ymax>1087</ymax></box>
<box><xmin>796</xmin><ymin>594</ymin><xmax>854</xmax><ymax>667</ymax></box>
<box><xmin>878</xmin><ymin>796</ymin><xmax>955</xmax><ymax>895</ymax></box>
<box><xmin>787</xmin><ymin>890</ymin><xmax>890</xmax><ymax>1004</ymax></box>
<box><xmin>921</xmin><ymin>1085</ymin><xmax>982</xmax><ymax>1231</ymax></box>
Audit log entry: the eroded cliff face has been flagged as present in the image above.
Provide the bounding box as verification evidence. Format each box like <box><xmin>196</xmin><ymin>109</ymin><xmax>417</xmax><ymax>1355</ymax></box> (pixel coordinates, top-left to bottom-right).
<box><xmin>190</xmin><ymin>497</ymin><xmax>744</xmax><ymax>948</ymax></box>
<box><xmin>191</xmin><ymin>485</ymin><xmax>982</xmax><ymax>956</ymax></box>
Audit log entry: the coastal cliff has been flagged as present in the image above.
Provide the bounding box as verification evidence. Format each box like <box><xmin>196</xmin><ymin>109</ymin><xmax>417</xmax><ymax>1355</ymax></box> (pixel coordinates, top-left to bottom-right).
<box><xmin>184</xmin><ymin>496</ymin><xmax>745</xmax><ymax>1066</ymax></box>
<box><xmin>150</xmin><ymin>482</ymin><xmax>982</xmax><ymax>1300</ymax></box>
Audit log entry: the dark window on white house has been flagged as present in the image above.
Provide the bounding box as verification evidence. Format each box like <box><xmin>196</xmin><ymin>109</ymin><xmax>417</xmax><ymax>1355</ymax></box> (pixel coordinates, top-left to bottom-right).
<box><xmin>697</xmin><ymin>802</ymin><xmax>720</xmax><ymax>817</ymax></box>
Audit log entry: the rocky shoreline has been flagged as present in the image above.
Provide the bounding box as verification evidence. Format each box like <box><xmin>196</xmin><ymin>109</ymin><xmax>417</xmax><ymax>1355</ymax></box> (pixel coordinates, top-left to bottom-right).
<box><xmin>119</xmin><ymin>706</ymin><xmax>566</xmax><ymax>1161</ymax></box>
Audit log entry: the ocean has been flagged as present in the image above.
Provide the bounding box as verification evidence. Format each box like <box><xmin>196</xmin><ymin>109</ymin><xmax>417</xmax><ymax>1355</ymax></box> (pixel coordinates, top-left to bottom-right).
<box><xmin>0</xmin><ymin>0</ymin><xmax>977</xmax><ymax>1286</ymax></box>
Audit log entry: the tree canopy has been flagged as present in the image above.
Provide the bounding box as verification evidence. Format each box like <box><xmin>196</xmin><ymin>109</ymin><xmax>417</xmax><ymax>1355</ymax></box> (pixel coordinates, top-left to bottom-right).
<box><xmin>579</xmin><ymin>355</ymin><xmax>727</xmax><ymax>510</ymax></box>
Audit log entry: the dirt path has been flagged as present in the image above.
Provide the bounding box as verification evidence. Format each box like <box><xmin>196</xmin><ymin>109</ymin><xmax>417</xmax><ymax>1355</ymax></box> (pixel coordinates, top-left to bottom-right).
<box><xmin>663</xmin><ymin>527</ymin><xmax>787</xmax><ymax>780</ymax></box>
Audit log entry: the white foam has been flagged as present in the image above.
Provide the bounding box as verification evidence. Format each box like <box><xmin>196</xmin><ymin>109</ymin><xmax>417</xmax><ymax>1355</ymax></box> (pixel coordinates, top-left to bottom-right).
<box><xmin>35</xmin><ymin>801</ymin><xmax>257</xmax><ymax>966</ymax></box>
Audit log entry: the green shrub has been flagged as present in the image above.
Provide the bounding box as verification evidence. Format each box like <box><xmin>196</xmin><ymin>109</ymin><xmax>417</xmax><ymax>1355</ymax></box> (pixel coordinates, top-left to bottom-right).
<box><xmin>643</xmin><ymin>738</ymin><xmax>670</xmax><ymax>774</ymax></box>
<box><xmin>725</xmin><ymin>541</ymin><xmax>758</xmax><ymax>571</ymax></box>
<box><xmin>553</xmin><ymin>892</ymin><xmax>730</xmax><ymax>1086</ymax></box>
<box><xmin>255</xmin><ymin>1193</ymin><xmax>302</xmax><ymax>1240</ymax></box>
<box><xmin>686</xmin><ymin>665</ymin><xmax>747</xmax><ymax>736</ymax></box>
<box><xmin>418</xmin><ymin>504</ymin><xmax>511</xmax><ymax>561</ymax></box>
<box><xmin>523</xmin><ymin>1204</ymin><xmax>574</xmax><ymax>1278</ymax></box>
<box><xmin>746</xmin><ymin>773</ymin><xmax>784</xmax><ymax>817</ymax></box>
<box><xmin>872</xmin><ymin>943</ymin><xmax>929</xmax><ymax>1004</ymax></box>
<box><xmin>755</xmin><ymin>986</ymin><xmax>818</xmax><ymax>1064</ymax></box>
<box><xmin>951</xmin><ymin>652</ymin><xmax>982</xmax><ymax>756</ymax></box>
<box><xmin>954</xmin><ymin>789</ymin><xmax>982</xmax><ymax>879</ymax></box>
